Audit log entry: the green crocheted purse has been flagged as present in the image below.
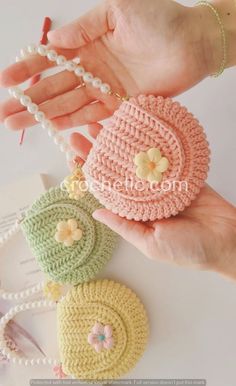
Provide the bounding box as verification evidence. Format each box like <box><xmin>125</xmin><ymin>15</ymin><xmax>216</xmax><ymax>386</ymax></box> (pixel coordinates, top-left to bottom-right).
<box><xmin>21</xmin><ymin>187</ymin><xmax>117</xmax><ymax>285</ymax></box>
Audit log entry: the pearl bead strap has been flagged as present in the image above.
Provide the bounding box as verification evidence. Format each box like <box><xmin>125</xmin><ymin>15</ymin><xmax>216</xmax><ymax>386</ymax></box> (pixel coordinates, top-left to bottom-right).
<box><xmin>8</xmin><ymin>86</ymin><xmax>76</xmax><ymax>163</ymax></box>
<box><xmin>9</xmin><ymin>43</ymin><xmax>128</xmax><ymax>164</ymax></box>
<box><xmin>0</xmin><ymin>219</ymin><xmax>45</xmax><ymax>301</ymax></box>
<box><xmin>17</xmin><ymin>44</ymin><xmax>112</xmax><ymax>95</ymax></box>
<box><xmin>0</xmin><ymin>281</ymin><xmax>45</xmax><ymax>301</ymax></box>
<box><xmin>0</xmin><ymin>219</ymin><xmax>20</xmax><ymax>247</ymax></box>
<box><xmin>0</xmin><ymin>300</ymin><xmax>57</xmax><ymax>366</ymax></box>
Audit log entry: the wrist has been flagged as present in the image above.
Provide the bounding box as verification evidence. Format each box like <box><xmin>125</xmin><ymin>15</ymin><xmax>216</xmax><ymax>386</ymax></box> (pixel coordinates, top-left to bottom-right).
<box><xmin>192</xmin><ymin>0</ymin><xmax>236</xmax><ymax>76</ymax></box>
<box><xmin>212</xmin><ymin>207</ymin><xmax>236</xmax><ymax>281</ymax></box>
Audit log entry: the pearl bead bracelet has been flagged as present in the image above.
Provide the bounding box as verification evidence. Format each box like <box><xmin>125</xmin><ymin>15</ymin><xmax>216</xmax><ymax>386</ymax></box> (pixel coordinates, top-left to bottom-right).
<box><xmin>9</xmin><ymin>44</ymin><xmax>128</xmax><ymax>164</ymax></box>
<box><xmin>0</xmin><ymin>219</ymin><xmax>45</xmax><ymax>301</ymax></box>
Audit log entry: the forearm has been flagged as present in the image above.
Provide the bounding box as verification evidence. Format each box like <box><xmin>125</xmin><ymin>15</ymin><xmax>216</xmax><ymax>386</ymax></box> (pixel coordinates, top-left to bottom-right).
<box><xmin>213</xmin><ymin>206</ymin><xmax>236</xmax><ymax>281</ymax></box>
<box><xmin>192</xmin><ymin>0</ymin><xmax>236</xmax><ymax>75</ymax></box>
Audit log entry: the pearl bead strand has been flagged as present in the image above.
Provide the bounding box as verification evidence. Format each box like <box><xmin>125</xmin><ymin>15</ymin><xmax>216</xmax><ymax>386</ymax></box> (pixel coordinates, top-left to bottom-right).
<box><xmin>0</xmin><ymin>219</ymin><xmax>45</xmax><ymax>301</ymax></box>
<box><xmin>16</xmin><ymin>43</ymin><xmax>111</xmax><ymax>95</ymax></box>
<box><xmin>0</xmin><ymin>281</ymin><xmax>45</xmax><ymax>302</ymax></box>
<box><xmin>0</xmin><ymin>219</ymin><xmax>20</xmax><ymax>247</ymax></box>
<box><xmin>8</xmin><ymin>86</ymin><xmax>76</xmax><ymax>162</ymax></box>
<box><xmin>0</xmin><ymin>300</ymin><xmax>57</xmax><ymax>366</ymax></box>
<box><xmin>9</xmin><ymin>43</ymin><xmax>126</xmax><ymax>163</ymax></box>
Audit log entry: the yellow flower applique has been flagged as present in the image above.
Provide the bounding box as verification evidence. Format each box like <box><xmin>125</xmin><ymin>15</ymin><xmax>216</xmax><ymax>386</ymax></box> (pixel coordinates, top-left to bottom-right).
<box><xmin>43</xmin><ymin>281</ymin><xmax>62</xmax><ymax>302</ymax></box>
<box><xmin>63</xmin><ymin>167</ymin><xmax>87</xmax><ymax>200</ymax></box>
<box><xmin>134</xmin><ymin>148</ymin><xmax>169</xmax><ymax>183</ymax></box>
<box><xmin>55</xmin><ymin>219</ymin><xmax>83</xmax><ymax>247</ymax></box>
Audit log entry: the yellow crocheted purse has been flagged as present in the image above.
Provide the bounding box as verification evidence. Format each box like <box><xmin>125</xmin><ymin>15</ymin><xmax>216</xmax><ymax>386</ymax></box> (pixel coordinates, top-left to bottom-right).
<box><xmin>58</xmin><ymin>279</ymin><xmax>149</xmax><ymax>380</ymax></box>
<box><xmin>0</xmin><ymin>280</ymin><xmax>149</xmax><ymax>381</ymax></box>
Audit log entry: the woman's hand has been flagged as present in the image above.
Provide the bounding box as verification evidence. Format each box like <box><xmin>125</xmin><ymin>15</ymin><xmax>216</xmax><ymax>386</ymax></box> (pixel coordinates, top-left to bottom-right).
<box><xmin>0</xmin><ymin>0</ymin><xmax>219</xmax><ymax>131</ymax></box>
<box><xmin>0</xmin><ymin>0</ymin><xmax>236</xmax><ymax>279</ymax></box>
<box><xmin>71</xmin><ymin>130</ymin><xmax>236</xmax><ymax>280</ymax></box>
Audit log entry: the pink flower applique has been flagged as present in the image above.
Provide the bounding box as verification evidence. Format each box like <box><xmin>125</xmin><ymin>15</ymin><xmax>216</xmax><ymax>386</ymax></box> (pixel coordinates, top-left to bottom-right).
<box><xmin>88</xmin><ymin>322</ymin><xmax>114</xmax><ymax>353</ymax></box>
<box><xmin>53</xmin><ymin>363</ymin><xmax>67</xmax><ymax>379</ymax></box>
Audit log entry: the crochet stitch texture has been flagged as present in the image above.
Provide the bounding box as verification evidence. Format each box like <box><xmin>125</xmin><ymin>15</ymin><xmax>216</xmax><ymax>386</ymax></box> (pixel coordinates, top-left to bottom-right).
<box><xmin>57</xmin><ymin>280</ymin><xmax>149</xmax><ymax>380</ymax></box>
<box><xmin>83</xmin><ymin>95</ymin><xmax>210</xmax><ymax>221</ymax></box>
<box><xmin>21</xmin><ymin>187</ymin><xmax>117</xmax><ymax>285</ymax></box>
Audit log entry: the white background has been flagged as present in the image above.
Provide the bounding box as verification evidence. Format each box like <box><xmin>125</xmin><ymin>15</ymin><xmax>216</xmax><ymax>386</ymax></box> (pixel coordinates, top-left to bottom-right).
<box><xmin>0</xmin><ymin>0</ymin><xmax>236</xmax><ymax>385</ymax></box>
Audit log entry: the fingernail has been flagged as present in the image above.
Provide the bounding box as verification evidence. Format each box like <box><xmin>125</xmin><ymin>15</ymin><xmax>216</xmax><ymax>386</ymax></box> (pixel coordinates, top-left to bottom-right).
<box><xmin>47</xmin><ymin>30</ymin><xmax>55</xmax><ymax>40</ymax></box>
<box><xmin>4</xmin><ymin>118</ymin><xmax>12</xmax><ymax>129</ymax></box>
<box><xmin>92</xmin><ymin>211</ymin><xmax>100</xmax><ymax>220</ymax></box>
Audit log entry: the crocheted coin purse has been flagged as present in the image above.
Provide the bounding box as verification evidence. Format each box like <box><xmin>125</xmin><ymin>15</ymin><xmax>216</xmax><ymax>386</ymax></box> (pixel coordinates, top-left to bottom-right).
<box><xmin>0</xmin><ymin>280</ymin><xmax>149</xmax><ymax>380</ymax></box>
<box><xmin>8</xmin><ymin>45</ymin><xmax>210</xmax><ymax>221</ymax></box>
<box><xmin>83</xmin><ymin>95</ymin><xmax>210</xmax><ymax>221</ymax></box>
<box><xmin>20</xmin><ymin>186</ymin><xmax>117</xmax><ymax>285</ymax></box>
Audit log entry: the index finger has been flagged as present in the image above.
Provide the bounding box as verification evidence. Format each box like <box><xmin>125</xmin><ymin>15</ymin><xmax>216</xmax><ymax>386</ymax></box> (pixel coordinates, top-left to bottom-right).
<box><xmin>0</xmin><ymin>46</ymin><xmax>78</xmax><ymax>87</ymax></box>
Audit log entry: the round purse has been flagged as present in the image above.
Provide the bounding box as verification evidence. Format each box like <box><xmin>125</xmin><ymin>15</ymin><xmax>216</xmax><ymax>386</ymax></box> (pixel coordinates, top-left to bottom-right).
<box><xmin>0</xmin><ymin>185</ymin><xmax>117</xmax><ymax>300</ymax></box>
<box><xmin>20</xmin><ymin>187</ymin><xmax>117</xmax><ymax>285</ymax></box>
<box><xmin>83</xmin><ymin>95</ymin><xmax>210</xmax><ymax>221</ymax></box>
<box><xmin>0</xmin><ymin>280</ymin><xmax>149</xmax><ymax>380</ymax></box>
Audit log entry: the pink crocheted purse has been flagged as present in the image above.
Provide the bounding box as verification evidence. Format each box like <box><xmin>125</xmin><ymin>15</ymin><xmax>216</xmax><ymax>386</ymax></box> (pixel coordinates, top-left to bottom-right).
<box><xmin>83</xmin><ymin>95</ymin><xmax>210</xmax><ymax>221</ymax></box>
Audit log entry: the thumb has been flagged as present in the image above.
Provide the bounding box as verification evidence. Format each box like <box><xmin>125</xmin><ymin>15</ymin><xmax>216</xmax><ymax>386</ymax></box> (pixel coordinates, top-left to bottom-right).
<box><xmin>92</xmin><ymin>208</ymin><xmax>151</xmax><ymax>254</ymax></box>
<box><xmin>48</xmin><ymin>2</ymin><xmax>111</xmax><ymax>48</ymax></box>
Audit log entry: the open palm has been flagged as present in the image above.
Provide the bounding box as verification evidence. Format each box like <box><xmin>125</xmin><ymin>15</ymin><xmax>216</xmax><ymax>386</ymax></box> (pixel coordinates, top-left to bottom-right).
<box><xmin>70</xmin><ymin>130</ymin><xmax>236</xmax><ymax>276</ymax></box>
<box><xmin>0</xmin><ymin>0</ymin><xmax>209</xmax><ymax>131</ymax></box>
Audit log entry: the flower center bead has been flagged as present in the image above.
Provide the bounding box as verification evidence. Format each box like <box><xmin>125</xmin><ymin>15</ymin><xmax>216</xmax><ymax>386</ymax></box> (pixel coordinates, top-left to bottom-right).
<box><xmin>148</xmin><ymin>161</ymin><xmax>156</xmax><ymax>170</ymax></box>
<box><xmin>98</xmin><ymin>334</ymin><xmax>106</xmax><ymax>341</ymax></box>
